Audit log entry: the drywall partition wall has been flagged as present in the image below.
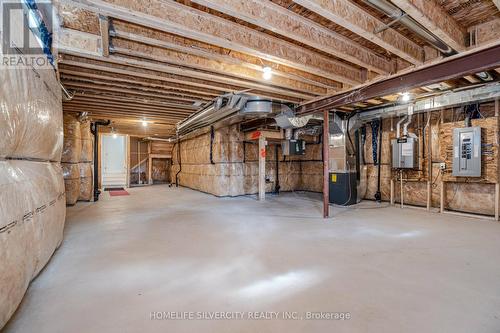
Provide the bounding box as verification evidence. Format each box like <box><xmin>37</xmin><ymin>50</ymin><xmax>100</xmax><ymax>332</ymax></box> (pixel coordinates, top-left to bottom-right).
<box><xmin>171</xmin><ymin>123</ymin><xmax>322</xmax><ymax>196</ymax></box>
<box><xmin>0</xmin><ymin>160</ymin><xmax>66</xmax><ymax>329</ymax></box>
<box><xmin>363</xmin><ymin>102</ymin><xmax>499</xmax><ymax>216</ymax></box>
<box><xmin>0</xmin><ymin>65</ymin><xmax>63</xmax><ymax>161</ymax></box>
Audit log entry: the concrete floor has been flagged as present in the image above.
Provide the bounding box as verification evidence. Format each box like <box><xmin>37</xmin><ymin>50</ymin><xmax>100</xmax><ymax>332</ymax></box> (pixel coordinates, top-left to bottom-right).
<box><xmin>4</xmin><ymin>186</ymin><xmax>500</xmax><ymax>333</ymax></box>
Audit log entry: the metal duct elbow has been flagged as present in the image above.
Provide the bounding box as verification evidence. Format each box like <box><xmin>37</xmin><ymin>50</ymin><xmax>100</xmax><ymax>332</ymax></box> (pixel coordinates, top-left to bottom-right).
<box><xmin>403</xmin><ymin>113</ymin><xmax>412</xmax><ymax>137</ymax></box>
<box><xmin>396</xmin><ymin>115</ymin><xmax>407</xmax><ymax>138</ymax></box>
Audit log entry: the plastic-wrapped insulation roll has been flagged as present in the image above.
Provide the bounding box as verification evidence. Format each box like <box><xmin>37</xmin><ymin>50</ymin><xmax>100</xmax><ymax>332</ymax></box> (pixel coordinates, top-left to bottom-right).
<box><xmin>78</xmin><ymin>162</ymin><xmax>93</xmax><ymax>201</ymax></box>
<box><xmin>0</xmin><ymin>64</ymin><xmax>63</xmax><ymax>161</ymax></box>
<box><xmin>0</xmin><ymin>160</ymin><xmax>66</xmax><ymax>329</ymax></box>
<box><xmin>80</xmin><ymin>121</ymin><xmax>94</xmax><ymax>162</ymax></box>
<box><xmin>61</xmin><ymin>114</ymin><xmax>82</xmax><ymax>163</ymax></box>
<box><xmin>62</xmin><ymin>163</ymin><xmax>80</xmax><ymax>205</ymax></box>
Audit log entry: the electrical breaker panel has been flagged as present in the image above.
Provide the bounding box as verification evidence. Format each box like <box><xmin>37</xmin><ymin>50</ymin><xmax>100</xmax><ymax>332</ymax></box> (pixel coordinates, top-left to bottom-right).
<box><xmin>452</xmin><ymin>127</ymin><xmax>481</xmax><ymax>177</ymax></box>
<box><xmin>391</xmin><ymin>137</ymin><xmax>418</xmax><ymax>169</ymax></box>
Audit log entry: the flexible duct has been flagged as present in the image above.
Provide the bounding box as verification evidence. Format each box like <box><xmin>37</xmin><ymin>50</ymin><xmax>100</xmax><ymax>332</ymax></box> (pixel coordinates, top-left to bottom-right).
<box><xmin>363</xmin><ymin>0</ymin><xmax>455</xmax><ymax>55</ymax></box>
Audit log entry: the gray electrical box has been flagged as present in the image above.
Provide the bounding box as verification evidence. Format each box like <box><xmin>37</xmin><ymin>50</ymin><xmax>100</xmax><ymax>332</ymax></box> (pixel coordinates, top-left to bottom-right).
<box><xmin>452</xmin><ymin>127</ymin><xmax>481</xmax><ymax>177</ymax></box>
<box><xmin>282</xmin><ymin>139</ymin><xmax>305</xmax><ymax>156</ymax></box>
<box><xmin>391</xmin><ymin>137</ymin><xmax>418</xmax><ymax>169</ymax></box>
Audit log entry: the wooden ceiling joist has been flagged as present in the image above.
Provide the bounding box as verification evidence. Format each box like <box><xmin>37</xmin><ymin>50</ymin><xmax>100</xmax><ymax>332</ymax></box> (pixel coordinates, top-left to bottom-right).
<box><xmin>111</xmin><ymin>25</ymin><xmax>342</xmax><ymax>90</ymax></box>
<box><xmin>111</xmin><ymin>21</ymin><xmax>344</xmax><ymax>89</ymax></box>
<box><xmin>63</xmin><ymin>106</ymin><xmax>185</xmax><ymax>123</ymax></box>
<box><xmin>61</xmin><ymin>0</ymin><xmax>364</xmax><ymax>84</ymax></box>
<box><xmin>189</xmin><ymin>0</ymin><xmax>392</xmax><ymax>74</ymax></box>
<box><xmin>64</xmin><ymin>100</ymin><xmax>195</xmax><ymax>116</ymax></box>
<box><xmin>110</xmin><ymin>40</ymin><xmax>328</xmax><ymax>96</ymax></box>
<box><xmin>389</xmin><ymin>0</ymin><xmax>466</xmax><ymax>52</ymax></box>
<box><xmin>493</xmin><ymin>0</ymin><xmax>500</xmax><ymax>11</ymax></box>
<box><xmin>70</xmin><ymin>94</ymin><xmax>201</xmax><ymax>110</ymax></box>
<box><xmin>59</xmin><ymin>65</ymin><xmax>222</xmax><ymax>98</ymax></box>
<box><xmin>62</xmin><ymin>75</ymin><xmax>210</xmax><ymax>103</ymax></box>
<box><xmin>60</xmin><ymin>55</ymin><xmax>303</xmax><ymax>103</ymax></box>
<box><xmin>292</xmin><ymin>0</ymin><xmax>424</xmax><ymax>65</ymax></box>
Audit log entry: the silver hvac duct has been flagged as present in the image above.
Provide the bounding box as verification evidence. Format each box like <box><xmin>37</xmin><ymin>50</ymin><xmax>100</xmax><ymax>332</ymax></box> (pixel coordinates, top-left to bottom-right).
<box><xmin>274</xmin><ymin>110</ymin><xmax>312</xmax><ymax>129</ymax></box>
<box><xmin>363</xmin><ymin>0</ymin><xmax>455</xmax><ymax>55</ymax></box>
<box><xmin>177</xmin><ymin>94</ymin><xmax>293</xmax><ymax>136</ymax></box>
<box><xmin>177</xmin><ymin>94</ymin><xmax>247</xmax><ymax>135</ymax></box>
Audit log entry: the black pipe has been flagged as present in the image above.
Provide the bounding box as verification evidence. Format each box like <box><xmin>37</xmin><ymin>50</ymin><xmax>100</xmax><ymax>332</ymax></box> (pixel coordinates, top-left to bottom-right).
<box><xmin>274</xmin><ymin>144</ymin><xmax>280</xmax><ymax>194</ymax></box>
<box><xmin>375</xmin><ymin>120</ymin><xmax>383</xmax><ymax>202</ymax></box>
<box><xmin>175</xmin><ymin>138</ymin><xmax>182</xmax><ymax>187</ymax></box>
<box><xmin>90</xmin><ymin>120</ymin><xmax>111</xmax><ymax>202</ymax></box>
<box><xmin>210</xmin><ymin>126</ymin><xmax>215</xmax><ymax>164</ymax></box>
<box><xmin>243</xmin><ymin>141</ymin><xmax>246</xmax><ymax>163</ymax></box>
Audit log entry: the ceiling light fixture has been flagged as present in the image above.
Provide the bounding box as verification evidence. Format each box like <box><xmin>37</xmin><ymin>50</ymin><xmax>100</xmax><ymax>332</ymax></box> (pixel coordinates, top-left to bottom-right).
<box><xmin>142</xmin><ymin>120</ymin><xmax>148</xmax><ymax>127</ymax></box>
<box><xmin>400</xmin><ymin>92</ymin><xmax>414</xmax><ymax>103</ymax></box>
<box><xmin>262</xmin><ymin>66</ymin><xmax>272</xmax><ymax>80</ymax></box>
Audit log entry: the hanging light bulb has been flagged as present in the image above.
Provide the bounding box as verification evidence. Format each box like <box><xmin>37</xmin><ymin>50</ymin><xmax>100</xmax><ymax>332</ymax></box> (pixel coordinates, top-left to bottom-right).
<box><xmin>401</xmin><ymin>92</ymin><xmax>411</xmax><ymax>103</ymax></box>
<box><xmin>111</xmin><ymin>127</ymin><xmax>117</xmax><ymax>139</ymax></box>
<box><xmin>262</xmin><ymin>66</ymin><xmax>272</xmax><ymax>80</ymax></box>
<box><xmin>142</xmin><ymin>120</ymin><xmax>148</xmax><ymax>127</ymax></box>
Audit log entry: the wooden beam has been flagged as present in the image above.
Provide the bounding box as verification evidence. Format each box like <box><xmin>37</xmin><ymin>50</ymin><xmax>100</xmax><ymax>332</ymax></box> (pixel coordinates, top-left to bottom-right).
<box><xmin>493</xmin><ymin>0</ymin><xmax>500</xmax><ymax>11</ymax></box>
<box><xmin>63</xmin><ymin>81</ymin><xmax>203</xmax><ymax>103</ymax></box>
<box><xmin>61</xmin><ymin>47</ymin><xmax>315</xmax><ymax>100</ymax></box>
<box><xmin>59</xmin><ymin>56</ymin><xmax>302</xmax><ymax>103</ymax></box>
<box><xmin>57</xmin><ymin>28</ymin><xmax>101</xmax><ymax>56</ymax></box>
<box><xmin>110</xmin><ymin>40</ymin><xmax>328</xmax><ymax>96</ymax></box>
<box><xmin>190</xmin><ymin>0</ymin><xmax>392</xmax><ymax>74</ymax></box>
<box><xmin>59</xmin><ymin>65</ymin><xmax>220</xmax><ymax>98</ymax></box>
<box><xmin>61</xmin><ymin>0</ymin><xmax>363</xmax><ymax>84</ymax></box>
<box><xmin>112</xmin><ymin>25</ymin><xmax>341</xmax><ymax>89</ymax></box>
<box><xmin>70</xmin><ymin>94</ymin><xmax>200</xmax><ymax>110</ymax></box>
<box><xmin>62</xmin><ymin>75</ymin><xmax>208</xmax><ymax>103</ymax></box>
<box><xmin>293</xmin><ymin>0</ymin><xmax>424</xmax><ymax>65</ymax></box>
<box><xmin>99</xmin><ymin>15</ymin><xmax>110</xmax><ymax>56</ymax></box>
<box><xmin>390</xmin><ymin>0</ymin><xmax>466</xmax><ymax>52</ymax></box>
<box><xmin>64</xmin><ymin>101</ymin><xmax>193</xmax><ymax>117</ymax></box>
<box><xmin>63</xmin><ymin>107</ymin><xmax>186</xmax><ymax>122</ymax></box>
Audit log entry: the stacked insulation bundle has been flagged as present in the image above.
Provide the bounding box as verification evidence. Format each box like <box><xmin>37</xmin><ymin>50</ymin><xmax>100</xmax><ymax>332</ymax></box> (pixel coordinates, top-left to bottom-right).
<box><xmin>0</xmin><ymin>63</ymin><xmax>65</xmax><ymax>328</ymax></box>
<box><xmin>61</xmin><ymin>114</ymin><xmax>81</xmax><ymax>205</ymax></box>
<box><xmin>79</xmin><ymin>121</ymin><xmax>93</xmax><ymax>201</ymax></box>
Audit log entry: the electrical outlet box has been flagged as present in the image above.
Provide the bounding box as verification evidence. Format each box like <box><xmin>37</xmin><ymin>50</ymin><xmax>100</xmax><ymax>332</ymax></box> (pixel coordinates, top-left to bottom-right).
<box><xmin>439</xmin><ymin>163</ymin><xmax>446</xmax><ymax>170</ymax></box>
<box><xmin>391</xmin><ymin>137</ymin><xmax>418</xmax><ymax>169</ymax></box>
<box><xmin>452</xmin><ymin>127</ymin><xmax>481</xmax><ymax>177</ymax></box>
